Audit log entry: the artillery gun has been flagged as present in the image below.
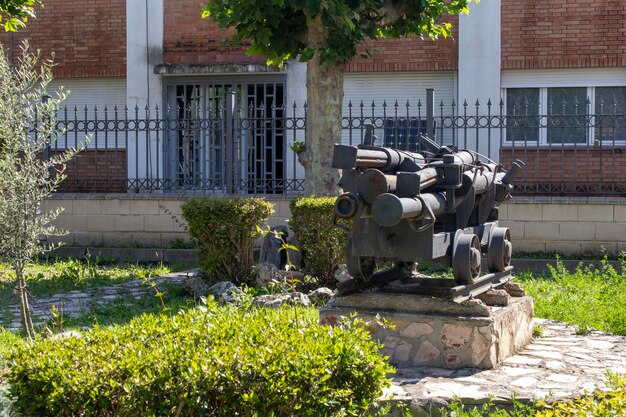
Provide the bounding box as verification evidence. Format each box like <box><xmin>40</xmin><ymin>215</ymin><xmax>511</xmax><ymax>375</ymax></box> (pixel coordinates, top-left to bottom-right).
<box><xmin>332</xmin><ymin>131</ymin><xmax>523</xmax><ymax>300</ymax></box>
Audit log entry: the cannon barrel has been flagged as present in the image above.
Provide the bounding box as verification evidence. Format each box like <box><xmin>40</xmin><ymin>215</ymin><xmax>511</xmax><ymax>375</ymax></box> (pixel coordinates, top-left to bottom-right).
<box><xmin>371</xmin><ymin>192</ymin><xmax>446</xmax><ymax>227</ymax></box>
<box><xmin>332</xmin><ymin>144</ymin><xmax>426</xmax><ymax>171</ymax></box>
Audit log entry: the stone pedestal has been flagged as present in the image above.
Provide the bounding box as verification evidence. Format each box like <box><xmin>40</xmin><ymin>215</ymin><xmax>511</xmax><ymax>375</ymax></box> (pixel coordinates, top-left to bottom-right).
<box><xmin>319</xmin><ymin>291</ymin><xmax>534</xmax><ymax>369</ymax></box>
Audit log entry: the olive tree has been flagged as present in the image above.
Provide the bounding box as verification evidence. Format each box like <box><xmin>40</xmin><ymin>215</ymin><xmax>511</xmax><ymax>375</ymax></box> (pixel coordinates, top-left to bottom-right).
<box><xmin>203</xmin><ymin>0</ymin><xmax>473</xmax><ymax>195</ymax></box>
<box><xmin>0</xmin><ymin>42</ymin><xmax>81</xmax><ymax>338</ymax></box>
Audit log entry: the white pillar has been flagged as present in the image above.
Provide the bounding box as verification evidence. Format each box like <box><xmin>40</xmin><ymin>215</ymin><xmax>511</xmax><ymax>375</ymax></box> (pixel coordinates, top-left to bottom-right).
<box><xmin>458</xmin><ymin>0</ymin><xmax>502</xmax><ymax>160</ymax></box>
<box><xmin>126</xmin><ymin>0</ymin><xmax>164</xmax><ymax>186</ymax></box>
<box><xmin>285</xmin><ymin>60</ymin><xmax>307</xmax><ymax>183</ymax></box>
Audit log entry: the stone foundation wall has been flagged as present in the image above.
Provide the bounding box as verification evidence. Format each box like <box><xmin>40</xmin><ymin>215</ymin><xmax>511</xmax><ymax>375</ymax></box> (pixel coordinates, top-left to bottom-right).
<box><xmin>320</xmin><ymin>294</ymin><xmax>535</xmax><ymax>369</ymax></box>
<box><xmin>46</xmin><ymin>194</ymin><xmax>626</xmax><ymax>256</ymax></box>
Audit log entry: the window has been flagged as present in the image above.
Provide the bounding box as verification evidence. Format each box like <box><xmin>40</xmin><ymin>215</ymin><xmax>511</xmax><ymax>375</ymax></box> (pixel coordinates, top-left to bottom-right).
<box><xmin>595</xmin><ymin>87</ymin><xmax>626</xmax><ymax>143</ymax></box>
<box><xmin>383</xmin><ymin>118</ymin><xmax>435</xmax><ymax>152</ymax></box>
<box><xmin>505</xmin><ymin>86</ymin><xmax>626</xmax><ymax>145</ymax></box>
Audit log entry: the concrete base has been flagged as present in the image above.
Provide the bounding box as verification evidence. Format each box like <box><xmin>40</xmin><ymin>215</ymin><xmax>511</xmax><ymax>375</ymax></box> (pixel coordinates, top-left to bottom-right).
<box><xmin>320</xmin><ymin>292</ymin><xmax>534</xmax><ymax>369</ymax></box>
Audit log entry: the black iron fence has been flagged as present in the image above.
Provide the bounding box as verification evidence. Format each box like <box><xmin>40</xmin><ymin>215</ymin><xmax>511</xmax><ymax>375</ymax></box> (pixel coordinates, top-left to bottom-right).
<box><xmin>44</xmin><ymin>93</ymin><xmax>625</xmax><ymax>196</ymax></box>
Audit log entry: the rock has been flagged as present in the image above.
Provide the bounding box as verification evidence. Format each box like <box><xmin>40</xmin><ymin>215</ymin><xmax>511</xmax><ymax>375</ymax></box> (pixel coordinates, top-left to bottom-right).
<box><xmin>252</xmin><ymin>292</ymin><xmax>311</xmax><ymax>308</ymax></box>
<box><xmin>259</xmin><ymin>226</ymin><xmax>288</xmax><ymax>268</ymax></box>
<box><xmin>308</xmin><ymin>287</ymin><xmax>334</xmax><ymax>305</ymax></box>
<box><xmin>253</xmin><ymin>262</ymin><xmax>285</xmax><ymax>287</ymax></box>
<box><xmin>334</xmin><ymin>264</ymin><xmax>352</xmax><ymax>282</ymax></box>
<box><xmin>501</xmin><ymin>282</ymin><xmax>526</xmax><ymax>297</ymax></box>
<box><xmin>183</xmin><ymin>275</ymin><xmax>211</xmax><ymax>298</ymax></box>
<box><xmin>476</xmin><ymin>289</ymin><xmax>511</xmax><ymax>306</ymax></box>
<box><xmin>207</xmin><ymin>281</ymin><xmax>243</xmax><ymax>304</ymax></box>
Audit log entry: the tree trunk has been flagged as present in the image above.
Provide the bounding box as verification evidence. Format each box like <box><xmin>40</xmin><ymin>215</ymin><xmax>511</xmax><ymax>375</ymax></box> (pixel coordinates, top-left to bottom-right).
<box><xmin>16</xmin><ymin>269</ymin><xmax>34</xmax><ymax>339</ymax></box>
<box><xmin>301</xmin><ymin>15</ymin><xmax>344</xmax><ymax>196</ymax></box>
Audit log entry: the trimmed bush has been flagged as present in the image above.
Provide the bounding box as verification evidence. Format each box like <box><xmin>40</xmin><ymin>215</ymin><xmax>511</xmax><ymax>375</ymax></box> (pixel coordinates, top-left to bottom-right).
<box><xmin>182</xmin><ymin>197</ymin><xmax>273</xmax><ymax>284</ymax></box>
<box><xmin>288</xmin><ymin>196</ymin><xmax>349</xmax><ymax>287</ymax></box>
<box><xmin>7</xmin><ymin>306</ymin><xmax>392</xmax><ymax>417</ymax></box>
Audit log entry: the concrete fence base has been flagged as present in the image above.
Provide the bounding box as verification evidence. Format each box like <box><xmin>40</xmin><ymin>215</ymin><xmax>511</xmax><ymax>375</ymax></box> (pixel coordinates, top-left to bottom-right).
<box><xmin>46</xmin><ymin>194</ymin><xmax>626</xmax><ymax>257</ymax></box>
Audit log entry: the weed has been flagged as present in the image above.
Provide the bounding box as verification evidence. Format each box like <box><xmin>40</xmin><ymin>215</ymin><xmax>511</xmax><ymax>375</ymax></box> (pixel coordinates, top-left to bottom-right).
<box><xmin>532</xmin><ymin>324</ymin><xmax>543</xmax><ymax>338</ymax></box>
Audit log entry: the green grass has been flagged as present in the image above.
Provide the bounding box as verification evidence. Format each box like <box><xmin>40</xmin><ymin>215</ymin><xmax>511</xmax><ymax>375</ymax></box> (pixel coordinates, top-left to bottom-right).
<box><xmin>516</xmin><ymin>256</ymin><xmax>626</xmax><ymax>336</ymax></box>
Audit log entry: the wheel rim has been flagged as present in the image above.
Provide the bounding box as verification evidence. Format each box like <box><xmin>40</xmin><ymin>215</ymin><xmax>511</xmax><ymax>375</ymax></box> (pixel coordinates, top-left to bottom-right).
<box><xmin>453</xmin><ymin>233</ymin><xmax>481</xmax><ymax>284</ymax></box>
<box><xmin>488</xmin><ymin>227</ymin><xmax>512</xmax><ymax>272</ymax></box>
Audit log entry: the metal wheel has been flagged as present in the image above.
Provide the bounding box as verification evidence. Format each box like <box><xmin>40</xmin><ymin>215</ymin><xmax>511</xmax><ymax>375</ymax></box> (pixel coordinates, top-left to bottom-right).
<box><xmin>346</xmin><ymin>237</ymin><xmax>376</xmax><ymax>281</ymax></box>
<box><xmin>488</xmin><ymin>227</ymin><xmax>512</xmax><ymax>272</ymax></box>
<box><xmin>453</xmin><ymin>233</ymin><xmax>481</xmax><ymax>284</ymax></box>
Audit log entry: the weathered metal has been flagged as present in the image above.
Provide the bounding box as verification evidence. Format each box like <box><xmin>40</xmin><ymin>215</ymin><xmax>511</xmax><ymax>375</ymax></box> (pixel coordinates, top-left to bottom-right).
<box><xmin>333</xmin><ymin>132</ymin><xmax>523</xmax><ymax>296</ymax></box>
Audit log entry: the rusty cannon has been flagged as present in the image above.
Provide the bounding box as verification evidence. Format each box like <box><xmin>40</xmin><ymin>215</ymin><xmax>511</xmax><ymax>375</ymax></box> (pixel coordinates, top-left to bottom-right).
<box><xmin>332</xmin><ymin>135</ymin><xmax>523</xmax><ymax>300</ymax></box>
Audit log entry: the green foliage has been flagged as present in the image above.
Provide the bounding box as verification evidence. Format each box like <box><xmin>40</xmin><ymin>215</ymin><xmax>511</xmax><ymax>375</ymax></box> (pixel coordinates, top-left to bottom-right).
<box><xmin>202</xmin><ymin>0</ymin><xmax>472</xmax><ymax>66</ymax></box>
<box><xmin>0</xmin><ymin>0</ymin><xmax>41</xmax><ymax>31</ymax></box>
<box><xmin>6</xmin><ymin>305</ymin><xmax>392</xmax><ymax>417</ymax></box>
<box><xmin>536</xmin><ymin>372</ymin><xmax>626</xmax><ymax>417</ymax></box>
<box><xmin>517</xmin><ymin>255</ymin><xmax>626</xmax><ymax>336</ymax></box>
<box><xmin>181</xmin><ymin>197</ymin><xmax>274</xmax><ymax>284</ymax></box>
<box><xmin>440</xmin><ymin>397</ymin><xmax>538</xmax><ymax>417</ymax></box>
<box><xmin>288</xmin><ymin>196</ymin><xmax>349</xmax><ymax>288</ymax></box>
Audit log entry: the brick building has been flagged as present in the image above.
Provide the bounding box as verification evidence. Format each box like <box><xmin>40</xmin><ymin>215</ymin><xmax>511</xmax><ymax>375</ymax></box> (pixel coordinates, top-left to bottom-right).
<box><xmin>0</xmin><ymin>0</ymin><xmax>624</xmax><ymax>194</ymax></box>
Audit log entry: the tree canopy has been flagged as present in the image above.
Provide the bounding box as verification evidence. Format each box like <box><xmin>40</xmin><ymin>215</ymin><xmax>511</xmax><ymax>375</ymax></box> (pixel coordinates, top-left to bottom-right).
<box><xmin>202</xmin><ymin>0</ymin><xmax>470</xmax><ymax>66</ymax></box>
<box><xmin>0</xmin><ymin>0</ymin><xmax>41</xmax><ymax>31</ymax></box>
<box><xmin>203</xmin><ymin>0</ymin><xmax>473</xmax><ymax>195</ymax></box>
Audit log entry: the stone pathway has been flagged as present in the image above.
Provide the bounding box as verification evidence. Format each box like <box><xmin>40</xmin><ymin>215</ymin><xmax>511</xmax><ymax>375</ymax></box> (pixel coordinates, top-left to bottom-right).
<box><xmin>4</xmin><ymin>270</ymin><xmax>197</xmax><ymax>330</ymax></box>
<box><xmin>384</xmin><ymin>318</ymin><xmax>626</xmax><ymax>415</ymax></box>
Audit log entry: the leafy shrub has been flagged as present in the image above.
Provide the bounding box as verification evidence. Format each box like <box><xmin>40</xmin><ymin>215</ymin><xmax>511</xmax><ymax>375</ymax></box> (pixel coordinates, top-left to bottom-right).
<box><xmin>6</xmin><ymin>305</ymin><xmax>391</xmax><ymax>417</ymax></box>
<box><xmin>182</xmin><ymin>197</ymin><xmax>273</xmax><ymax>285</ymax></box>
<box><xmin>288</xmin><ymin>196</ymin><xmax>349</xmax><ymax>287</ymax></box>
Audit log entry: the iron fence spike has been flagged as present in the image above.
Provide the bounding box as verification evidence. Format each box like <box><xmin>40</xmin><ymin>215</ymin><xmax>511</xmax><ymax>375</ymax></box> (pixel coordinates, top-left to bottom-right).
<box><xmin>463</xmin><ymin>100</ymin><xmax>468</xmax><ymax>107</ymax></box>
<box><xmin>487</xmin><ymin>98</ymin><xmax>492</xmax><ymax>106</ymax></box>
<box><xmin>475</xmin><ymin>99</ymin><xmax>480</xmax><ymax>107</ymax></box>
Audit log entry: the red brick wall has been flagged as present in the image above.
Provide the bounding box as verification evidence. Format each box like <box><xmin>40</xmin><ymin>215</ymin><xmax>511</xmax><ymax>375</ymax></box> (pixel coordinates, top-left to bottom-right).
<box><xmin>0</xmin><ymin>0</ymin><xmax>126</xmax><ymax>78</ymax></box>
<box><xmin>163</xmin><ymin>0</ymin><xmax>264</xmax><ymax>65</ymax></box>
<box><xmin>501</xmin><ymin>0</ymin><xmax>626</xmax><ymax>69</ymax></box>
<box><xmin>347</xmin><ymin>17</ymin><xmax>459</xmax><ymax>72</ymax></box>
<box><xmin>164</xmin><ymin>1</ymin><xmax>457</xmax><ymax>71</ymax></box>
<box><xmin>59</xmin><ymin>149</ymin><xmax>127</xmax><ymax>193</ymax></box>
<box><xmin>500</xmin><ymin>147</ymin><xmax>626</xmax><ymax>194</ymax></box>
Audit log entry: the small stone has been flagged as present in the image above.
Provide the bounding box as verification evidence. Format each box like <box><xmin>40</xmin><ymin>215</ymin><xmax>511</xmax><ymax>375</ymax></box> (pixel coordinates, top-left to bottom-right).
<box><xmin>586</xmin><ymin>340</ymin><xmax>614</xmax><ymax>350</ymax></box>
<box><xmin>308</xmin><ymin>287</ymin><xmax>334</xmax><ymax>305</ymax></box>
<box><xmin>413</xmin><ymin>340</ymin><xmax>441</xmax><ymax>364</ymax></box>
<box><xmin>476</xmin><ymin>289</ymin><xmax>510</xmax><ymax>306</ymax></box>
<box><xmin>252</xmin><ymin>292</ymin><xmax>311</xmax><ymax>308</ymax></box>
<box><xmin>547</xmin><ymin>374</ymin><xmax>578</xmax><ymax>383</ymax></box>
<box><xmin>524</xmin><ymin>350</ymin><xmax>563</xmax><ymax>360</ymax></box>
<box><xmin>183</xmin><ymin>275</ymin><xmax>211</xmax><ymax>297</ymax></box>
<box><xmin>511</xmin><ymin>377</ymin><xmax>539</xmax><ymax>388</ymax></box>
<box><xmin>441</xmin><ymin>324</ymin><xmax>473</xmax><ymax>349</ymax></box>
<box><xmin>501</xmin><ymin>282</ymin><xmax>526</xmax><ymax>297</ymax></box>
<box><xmin>400</xmin><ymin>322</ymin><xmax>434</xmax><ymax>338</ymax></box>
<box><xmin>545</xmin><ymin>360</ymin><xmax>567</xmax><ymax>370</ymax></box>
<box><xmin>207</xmin><ymin>281</ymin><xmax>244</xmax><ymax>304</ymax></box>
<box><xmin>500</xmin><ymin>366</ymin><xmax>540</xmax><ymax>377</ymax></box>
<box><xmin>253</xmin><ymin>262</ymin><xmax>285</xmax><ymax>287</ymax></box>
<box><xmin>394</xmin><ymin>341</ymin><xmax>413</xmax><ymax>363</ymax></box>
<box><xmin>470</xmin><ymin>330</ymin><xmax>491</xmax><ymax>365</ymax></box>
<box><xmin>503</xmin><ymin>356</ymin><xmax>543</xmax><ymax>366</ymax></box>
<box><xmin>334</xmin><ymin>264</ymin><xmax>351</xmax><ymax>282</ymax></box>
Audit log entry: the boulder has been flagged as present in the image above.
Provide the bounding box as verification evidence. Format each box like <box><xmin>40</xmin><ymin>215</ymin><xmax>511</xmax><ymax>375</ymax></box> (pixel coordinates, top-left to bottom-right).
<box><xmin>308</xmin><ymin>287</ymin><xmax>334</xmax><ymax>305</ymax></box>
<box><xmin>252</xmin><ymin>292</ymin><xmax>311</xmax><ymax>308</ymax></box>
<box><xmin>207</xmin><ymin>281</ymin><xmax>244</xmax><ymax>304</ymax></box>
<box><xmin>259</xmin><ymin>225</ymin><xmax>288</xmax><ymax>268</ymax></box>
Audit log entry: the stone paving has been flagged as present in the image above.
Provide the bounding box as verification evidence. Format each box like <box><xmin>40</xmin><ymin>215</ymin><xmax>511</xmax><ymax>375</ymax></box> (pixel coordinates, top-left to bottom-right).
<box><xmin>384</xmin><ymin>318</ymin><xmax>626</xmax><ymax>415</ymax></box>
<box><xmin>4</xmin><ymin>270</ymin><xmax>196</xmax><ymax>330</ymax></box>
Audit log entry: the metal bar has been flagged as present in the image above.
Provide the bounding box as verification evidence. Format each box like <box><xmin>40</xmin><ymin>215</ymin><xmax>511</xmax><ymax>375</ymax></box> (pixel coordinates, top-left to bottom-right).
<box><xmin>426</xmin><ymin>88</ymin><xmax>435</xmax><ymax>138</ymax></box>
<box><xmin>225</xmin><ymin>90</ymin><xmax>236</xmax><ymax>194</ymax></box>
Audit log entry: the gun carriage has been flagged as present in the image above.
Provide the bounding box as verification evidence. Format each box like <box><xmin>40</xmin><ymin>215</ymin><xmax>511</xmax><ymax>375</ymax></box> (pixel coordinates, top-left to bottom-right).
<box><xmin>332</xmin><ymin>129</ymin><xmax>523</xmax><ymax>300</ymax></box>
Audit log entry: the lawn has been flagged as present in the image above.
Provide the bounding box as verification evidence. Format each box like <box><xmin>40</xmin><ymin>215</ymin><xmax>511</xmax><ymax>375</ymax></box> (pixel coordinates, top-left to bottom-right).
<box><xmin>516</xmin><ymin>256</ymin><xmax>626</xmax><ymax>336</ymax></box>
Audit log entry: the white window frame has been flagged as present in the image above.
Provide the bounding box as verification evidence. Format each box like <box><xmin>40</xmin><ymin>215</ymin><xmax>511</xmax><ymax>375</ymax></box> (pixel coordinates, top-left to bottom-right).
<box><xmin>503</xmin><ymin>86</ymin><xmax>625</xmax><ymax>146</ymax></box>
